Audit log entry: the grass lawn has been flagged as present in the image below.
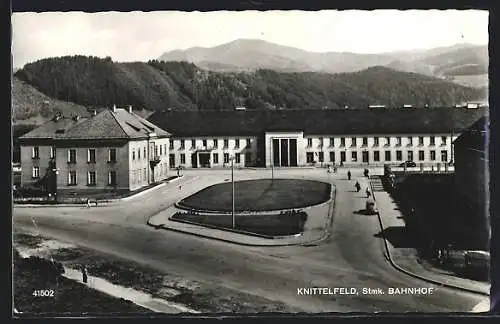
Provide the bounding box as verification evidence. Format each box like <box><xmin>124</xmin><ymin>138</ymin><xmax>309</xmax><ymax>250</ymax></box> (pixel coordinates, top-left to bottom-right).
<box><xmin>178</xmin><ymin>179</ymin><xmax>331</xmax><ymax>212</ymax></box>
<box><xmin>170</xmin><ymin>210</ymin><xmax>308</xmax><ymax>237</ymax></box>
<box><xmin>13</xmin><ymin>250</ymin><xmax>150</xmax><ymax>315</ymax></box>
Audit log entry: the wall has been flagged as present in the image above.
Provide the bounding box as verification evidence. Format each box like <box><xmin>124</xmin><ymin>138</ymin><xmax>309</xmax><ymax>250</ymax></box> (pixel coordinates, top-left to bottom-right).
<box><xmin>169</xmin><ymin>136</ymin><xmax>257</xmax><ymax>168</ymax></box>
<box><xmin>20</xmin><ymin>145</ymin><xmax>52</xmax><ymax>187</ymax></box>
<box><xmin>55</xmin><ymin>143</ymin><xmax>130</xmax><ymax>193</ymax></box>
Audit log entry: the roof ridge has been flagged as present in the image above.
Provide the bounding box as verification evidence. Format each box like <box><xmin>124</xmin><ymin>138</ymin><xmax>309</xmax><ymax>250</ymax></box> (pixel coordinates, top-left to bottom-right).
<box><xmin>106</xmin><ymin>109</ymin><xmax>130</xmax><ymax>139</ymax></box>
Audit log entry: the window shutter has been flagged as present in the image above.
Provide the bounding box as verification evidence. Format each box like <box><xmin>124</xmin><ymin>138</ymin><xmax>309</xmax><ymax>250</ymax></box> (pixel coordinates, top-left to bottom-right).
<box><xmin>108</xmin><ymin>172</ymin><xmax>111</xmax><ymax>185</ymax></box>
<box><xmin>68</xmin><ymin>172</ymin><xmax>71</xmax><ymax>184</ymax></box>
<box><xmin>87</xmin><ymin>172</ymin><xmax>90</xmax><ymax>184</ymax></box>
<box><xmin>67</xmin><ymin>150</ymin><xmax>70</xmax><ymax>162</ymax></box>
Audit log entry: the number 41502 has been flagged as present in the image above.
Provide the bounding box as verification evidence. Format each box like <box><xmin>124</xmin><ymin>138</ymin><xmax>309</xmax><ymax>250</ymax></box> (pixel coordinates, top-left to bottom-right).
<box><xmin>32</xmin><ymin>290</ymin><xmax>55</xmax><ymax>297</ymax></box>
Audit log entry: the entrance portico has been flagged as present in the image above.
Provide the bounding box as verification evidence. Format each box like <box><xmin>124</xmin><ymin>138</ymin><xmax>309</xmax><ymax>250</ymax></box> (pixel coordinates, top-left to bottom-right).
<box><xmin>193</xmin><ymin>149</ymin><xmax>213</xmax><ymax>168</ymax></box>
<box><xmin>264</xmin><ymin>132</ymin><xmax>304</xmax><ymax>167</ymax></box>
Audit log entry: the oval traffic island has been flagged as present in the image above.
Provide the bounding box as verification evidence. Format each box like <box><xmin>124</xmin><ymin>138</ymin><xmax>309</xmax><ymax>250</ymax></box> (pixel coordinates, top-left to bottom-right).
<box><xmin>178</xmin><ymin>179</ymin><xmax>331</xmax><ymax>212</ymax></box>
<box><xmin>171</xmin><ymin>179</ymin><xmax>332</xmax><ymax>237</ymax></box>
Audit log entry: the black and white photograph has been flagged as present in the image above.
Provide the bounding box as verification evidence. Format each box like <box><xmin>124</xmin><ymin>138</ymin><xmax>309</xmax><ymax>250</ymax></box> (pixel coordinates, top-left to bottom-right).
<box><xmin>11</xmin><ymin>8</ymin><xmax>492</xmax><ymax>315</ymax></box>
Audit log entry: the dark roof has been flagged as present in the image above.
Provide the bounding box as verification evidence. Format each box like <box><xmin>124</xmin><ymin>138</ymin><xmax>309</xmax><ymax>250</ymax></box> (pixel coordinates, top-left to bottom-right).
<box><xmin>20</xmin><ymin>108</ymin><xmax>171</xmax><ymax>141</ymax></box>
<box><xmin>453</xmin><ymin>116</ymin><xmax>488</xmax><ymax>152</ymax></box>
<box><xmin>147</xmin><ymin>107</ymin><xmax>488</xmax><ymax>137</ymax></box>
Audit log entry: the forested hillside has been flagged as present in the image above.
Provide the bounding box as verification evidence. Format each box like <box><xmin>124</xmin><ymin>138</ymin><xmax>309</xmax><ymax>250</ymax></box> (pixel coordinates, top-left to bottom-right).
<box><xmin>14</xmin><ymin>56</ymin><xmax>486</xmax><ymax>112</ymax></box>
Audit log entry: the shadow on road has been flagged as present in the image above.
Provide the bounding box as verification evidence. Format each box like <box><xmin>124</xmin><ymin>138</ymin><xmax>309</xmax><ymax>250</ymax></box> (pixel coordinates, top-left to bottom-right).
<box><xmin>353</xmin><ymin>209</ymin><xmax>376</xmax><ymax>216</ymax></box>
<box><xmin>374</xmin><ymin>226</ymin><xmax>417</xmax><ymax>248</ymax></box>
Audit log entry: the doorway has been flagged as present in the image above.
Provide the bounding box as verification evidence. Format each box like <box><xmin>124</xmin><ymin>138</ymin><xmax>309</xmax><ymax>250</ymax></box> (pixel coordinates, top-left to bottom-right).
<box><xmin>199</xmin><ymin>153</ymin><xmax>210</xmax><ymax>168</ymax></box>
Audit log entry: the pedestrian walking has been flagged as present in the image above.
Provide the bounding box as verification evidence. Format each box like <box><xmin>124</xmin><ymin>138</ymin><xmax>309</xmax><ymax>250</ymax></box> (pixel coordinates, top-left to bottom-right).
<box><xmin>81</xmin><ymin>265</ymin><xmax>88</xmax><ymax>284</ymax></box>
<box><xmin>179</xmin><ymin>185</ymin><xmax>182</xmax><ymax>190</ymax></box>
<box><xmin>364</xmin><ymin>168</ymin><xmax>369</xmax><ymax>178</ymax></box>
<box><xmin>86</xmin><ymin>198</ymin><xmax>91</xmax><ymax>208</ymax></box>
<box><xmin>366</xmin><ymin>187</ymin><xmax>371</xmax><ymax>198</ymax></box>
<box><xmin>355</xmin><ymin>181</ymin><xmax>361</xmax><ymax>192</ymax></box>
<box><xmin>347</xmin><ymin>170</ymin><xmax>352</xmax><ymax>180</ymax></box>
<box><xmin>333</xmin><ymin>165</ymin><xmax>337</xmax><ymax>173</ymax></box>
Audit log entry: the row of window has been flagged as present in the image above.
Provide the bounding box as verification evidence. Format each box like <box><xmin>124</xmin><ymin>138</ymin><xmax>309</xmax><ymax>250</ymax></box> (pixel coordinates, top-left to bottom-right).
<box><xmin>170</xmin><ymin>138</ymin><xmax>252</xmax><ymax>150</ymax></box>
<box><xmin>31</xmin><ymin>147</ymin><xmax>56</xmax><ymax>159</ymax></box>
<box><xmin>131</xmin><ymin>143</ymin><xmax>168</xmax><ymax>161</ymax></box>
<box><xmin>31</xmin><ymin>147</ymin><xmax>118</xmax><ymax>163</ymax></box>
<box><xmin>169</xmin><ymin>152</ymin><xmax>251</xmax><ymax>167</ymax></box>
<box><xmin>305</xmin><ymin>136</ymin><xmax>448</xmax><ymax>148</ymax></box>
<box><xmin>306</xmin><ymin>150</ymin><xmax>449</xmax><ymax>163</ymax></box>
<box><xmin>31</xmin><ymin>167</ymin><xmax>118</xmax><ymax>186</ymax></box>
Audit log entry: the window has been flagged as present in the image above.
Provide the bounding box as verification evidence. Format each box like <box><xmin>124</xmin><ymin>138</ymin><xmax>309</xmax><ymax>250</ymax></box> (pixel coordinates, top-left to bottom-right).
<box><xmin>213</xmin><ymin>139</ymin><xmax>218</xmax><ymax>148</ymax></box>
<box><xmin>340</xmin><ymin>151</ymin><xmax>346</xmax><ymax>162</ymax></box>
<box><xmin>169</xmin><ymin>154</ymin><xmax>175</xmax><ymax>167</ymax></box>
<box><xmin>385</xmin><ymin>151</ymin><xmax>391</xmax><ymax>161</ymax></box>
<box><xmin>180</xmin><ymin>140</ymin><xmax>185</xmax><ymax>149</ymax></box>
<box><xmin>108</xmin><ymin>148</ymin><xmax>116</xmax><ymax>163</ymax></box>
<box><xmin>374</xmin><ymin>137</ymin><xmax>379</xmax><ymax>147</ymax></box>
<box><xmin>154</xmin><ymin>145</ymin><xmax>158</xmax><ymax>156</ymax></box>
<box><xmin>132</xmin><ymin>150</ymin><xmax>136</xmax><ymax>161</ymax></box>
<box><xmin>318</xmin><ymin>138</ymin><xmax>323</xmax><ymax>148</ymax></box>
<box><xmin>68</xmin><ymin>171</ymin><xmax>77</xmax><ymax>185</ymax></box>
<box><xmin>374</xmin><ymin>151</ymin><xmax>380</xmax><ymax>162</ymax></box>
<box><xmin>307</xmin><ymin>138</ymin><xmax>313</xmax><ymax>147</ymax></box>
<box><xmin>418</xmin><ymin>150</ymin><xmax>425</xmax><ymax>161</ymax></box>
<box><xmin>87</xmin><ymin>171</ymin><xmax>96</xmax><ymax>186</ymax></box>
<box><xmin>223</xmin><ymin>139</ymin><xmax>229</xmax><ymax>148</ymax></box>
<box><xmin>32</xmin><ymin>146</ymin><xmax>39</xmax><ymax>159</ymax></box>
<box><xmin>235</xmin><ymin>153</ymin><xmax>241</xmax><ymax>163</ymax></box>
<box><xmin>362</xmin><ymin>137</ymin><xmax>368</xmax><ymax>146</ymax></box>
<box><xmin>340</xmin><ymin>138</ymin><xmax>346</xmax><ymax>147</ymax></box>
<box><xmin>318</xmin><ymin>152</ymin><xmax>324</xmax><ymax>162</ymax></box>
<box><xmin>351</xmin><ymin>138</ymin><xmax>357</xmax><ymax>147</ymax></box>
<box><xmin>351</xmin><ymin>151</ymin><xmax>358</xmax><ymax>162</ymax></box>
<box><xmin>180</xmin><ymin>153</ymin><xmax>186</xmax><ymax>164</ymax></box>
<box><xmin>143</xmin><ymin>168</ymin><xmax>147</xmax><ymax>180</ymax></box>
<box><xmin>246</xmin><ymin>138</ymin><xmax>251</xmax><ymax>148</ymax></box>
<box><xmin>143</xmin><ymin>147</ymin><xmax>146</xmax><ymax>158</ymax></box>
<box><xmin>68</xmin><ymin>149</ymin><xmax>77</xmax><ymax>163</ymax></box>
<box><xmin>202</xmin><ymin>139</ymin><xmax>207</xmax><ymax>147</ymax></box>
<box><xmin>396</xmin><ymin>150</ymin><xmax>402</xmax><ymax>161</ymax></box>
<box><xmin>362</xmin><ymin>151</ymin><xmax>369</xmax><ymax>163</ymax></box>
<box><xmin>329</xmin><ymin>151</ymin><xmax>335</xmax><ymax>162</ymax></box>
<box><xmin>169</xmin><ymin>141</ymin><xmax>174</xmax><ymax>150</ymax></box>
<box><xmin>138</xmin><ymin>148</ymin><xmax>141</xmax><ymax>160</ymax></box>
<box><xmin>88</xmin><ymin>149</ymin><xmax>96</xmax><ymax>163</ymax></box>
<box><xmin>441</xmin><ymin>150</ymin><xmax>448</xmax><ymax>162</ymax></box>
<box><xmin>441</xmin><ymin>136</ymin><xmax>447</xmax><ymax>146</ymax></box>
<box><xmin>385</xmin><ymin>137</ymin><xmax>391</xmax><ymax>147</ymax></box>
<box><xmin>32</xmin><ymin>166</ymin><xmax>40</xmax><ymax>179</ymax></box>
<box><xmin>430</xmin><ymin>136</ymin><xmax>435</xmax><ymax>146</ymax></box>
<box><xmin>108</xmin><ymin>171</ymin><xmax>116</xmax><ymax>186</ymax></box>
<box><xmin>430</xmin><ymin>151</ymin><xmax>436</xmax><ymax>161</ymax></box>
<box><xmin>224</xmin><ymin>153</ymin><xmax>229</xmax><ymax>163</ymax></box>
<box><xmin>235</xmin><ymin>139</ymin><xmax>240</xmax><ymax>149</ymax></box>
<box><xmin>306</xmin><ymin>152</ymin><xmax>314</xmax><ymax>163</ymax></box>
<box><xmin>159</xmin><ymin>145</ymin><xmax>162</xmax><ymax>156</ymax></box>
<box><xmin>418</xmin><ymin>137</ymin><xmax>424</xmax><ymax>146</ymax></box>
<box><xmin>164</xmin><ymin>144</ymin><xmax>167</xmax><ymax>154</ymax></box>
<box><xmin>407</xmin><ymin>151</ymin><xmax>414</xmax><ymax>161</ymax></box>
<box><xmin>396</xmin><ymin>137</ymin><xmax>402</xmax><ymax>146</ymax></box>
<box><xmin>50</xmin><ymin>147</ymin><xmax>56</xmax><ymax>159</ymax></box>
<box><xmin>329</xmin><ymin>138</ymin><xmax>335</xmax><ymax>147</ymax></box>
<box><xmin>407</xmin><ymin>137</ymin><xmax>413</xmax><ymax>146</ymax></box>
<box><xmin>191</xmin><ymin>139</ymin><xmax>196</xmax><ymax>148</ymax></box>
<box><xmin>213</xmin><ymin>153</ymin><xmax>219</xmax><ymax>164</ymax></box>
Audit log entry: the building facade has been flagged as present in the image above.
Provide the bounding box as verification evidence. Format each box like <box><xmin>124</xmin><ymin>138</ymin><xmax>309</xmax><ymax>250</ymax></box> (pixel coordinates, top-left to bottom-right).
<box><xmin>19</xmin><ymin>106</ymin><xmax>171</xmax><ymax>196</ymax></box>
<box><xmin>148</xmin><ymin>108</ymin><xmax>485</xmax><ymax>169</ymax></box>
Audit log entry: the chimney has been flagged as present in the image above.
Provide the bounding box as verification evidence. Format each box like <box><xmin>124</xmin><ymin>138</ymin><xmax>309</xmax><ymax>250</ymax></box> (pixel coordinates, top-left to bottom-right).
<box><xmin>128</xmin><ymin>105</ymin><xmax>132</xmax><ymax>113</ymax></box>
<box><xmin>113</xmin><ymin>104</ymin><xmax>116</xmax><ymax>112</ymax></box>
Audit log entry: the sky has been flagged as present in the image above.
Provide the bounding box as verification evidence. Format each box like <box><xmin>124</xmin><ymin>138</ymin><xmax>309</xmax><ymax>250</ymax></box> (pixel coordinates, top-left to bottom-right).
<box><xmin>11</xmin><ymin>10</ymin><xmax>488</xmax><ymax>68</ymax></box>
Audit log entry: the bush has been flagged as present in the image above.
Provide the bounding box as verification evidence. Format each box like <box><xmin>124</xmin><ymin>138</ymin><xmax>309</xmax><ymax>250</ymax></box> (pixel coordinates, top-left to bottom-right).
<box><xmin>16</xmin><ymin>256</ymin><xmax>65</xmax><ymax>278</ymax></box>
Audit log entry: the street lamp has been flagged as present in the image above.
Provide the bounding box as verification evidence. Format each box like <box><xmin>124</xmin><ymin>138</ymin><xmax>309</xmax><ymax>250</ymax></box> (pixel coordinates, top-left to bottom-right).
<box><xmin>269</xmin><ymin>137</ymin><xmax>274</xmax><ymax>182</ymax></box>
<box><xmin>229</xmin><ymin>155</ymin><xmax>235</xmax><ymax>229</ymax></box>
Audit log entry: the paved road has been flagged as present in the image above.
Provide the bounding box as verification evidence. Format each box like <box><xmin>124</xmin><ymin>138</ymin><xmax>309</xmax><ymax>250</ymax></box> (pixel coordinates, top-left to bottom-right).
<box><xmin>13</xmin><ymin>168</ymin><xmax>485</xmax><ymax>312</ymax></box>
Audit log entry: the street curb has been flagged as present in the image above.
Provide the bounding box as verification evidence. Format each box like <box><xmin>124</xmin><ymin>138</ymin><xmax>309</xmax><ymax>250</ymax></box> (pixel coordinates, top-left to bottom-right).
<box><xmin>146</xmin><ymin>184</ymin><xmax>337</xmax><ymax>248</ymax></box>
<box><xmin>369</xmin><ymin>179</ymin><xmax>489</xmax><ymax>297</ymax></box>
<box><xmin>13</xmin><ymin>176</ymin><xmax>184</xmax><ymax>208</ymax></box>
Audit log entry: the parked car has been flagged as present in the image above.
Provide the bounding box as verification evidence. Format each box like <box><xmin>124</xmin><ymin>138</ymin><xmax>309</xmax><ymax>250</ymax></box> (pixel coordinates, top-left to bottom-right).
<box><xmin>464</xmin><ymin>250</ymin><xmax>490</xmax><ymax>270</ymax></box>
<box><xmin>365</xmin><ymin>200</ymin><xmax>377</xmax><ymax>215</ymax></box>
<box><xmin>399</xmin><ymin>161</ymin><xmax>417</xmax><ymax>167</ymax></box>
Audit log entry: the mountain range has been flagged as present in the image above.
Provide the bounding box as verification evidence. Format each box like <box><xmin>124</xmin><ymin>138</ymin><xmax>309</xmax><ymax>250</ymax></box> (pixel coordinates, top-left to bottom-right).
<box><xmin>159</xmin><ymin>39</ymin><xmax>488</xmax><ymax>87</ymax></box>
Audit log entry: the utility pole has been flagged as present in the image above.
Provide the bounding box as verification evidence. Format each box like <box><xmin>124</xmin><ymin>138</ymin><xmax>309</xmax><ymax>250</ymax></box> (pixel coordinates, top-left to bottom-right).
<box><xmin>230</xmin><ymin>155</ymin><xmax>235</xmax><ymax>229</ymax></box>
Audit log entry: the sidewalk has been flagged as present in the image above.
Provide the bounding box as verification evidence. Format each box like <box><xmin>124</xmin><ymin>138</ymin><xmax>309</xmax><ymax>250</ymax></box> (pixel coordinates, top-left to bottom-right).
<box><xmin>147</xmin><ymin>187</ymin><xmax>336</xmax><ymax>247</ymax></box>
<box><xmin>372</xmin><ymin>187</ymin><xmax>490</xmax><ymax>296</ymax></box>
<box><xmin>14</xmin><ymin>176</ymin><xmax>184</xmax><ymax>208</ymax></box>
